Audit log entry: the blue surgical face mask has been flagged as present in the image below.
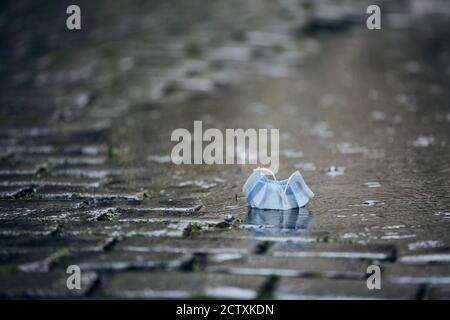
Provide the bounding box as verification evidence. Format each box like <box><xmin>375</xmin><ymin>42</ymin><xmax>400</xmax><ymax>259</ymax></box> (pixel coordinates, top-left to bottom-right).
<box><xmin>243</xmin><ymin>167</ymin><xmax>314</xmax><ymax>210</ymax></box>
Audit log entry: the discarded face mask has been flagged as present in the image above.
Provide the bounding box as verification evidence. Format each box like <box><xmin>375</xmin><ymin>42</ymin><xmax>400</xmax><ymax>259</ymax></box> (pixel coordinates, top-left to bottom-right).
<box><xmin>243</xmin><ymin>167</ymin><xmax>314</xmax><ymax>210</ymax></box>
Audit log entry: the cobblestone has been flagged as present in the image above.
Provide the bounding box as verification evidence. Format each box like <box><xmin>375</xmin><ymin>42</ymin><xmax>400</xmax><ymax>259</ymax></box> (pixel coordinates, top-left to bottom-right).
<box><xmin>206</xmin><ymin>254</ymin><xmax>368</xmax><ymax>280</ymax></box>
<box><xmin>275</xmin><ymin>278</ymin><xmax>420</xmax><ymax>300</ymax></box>
<box><xmin>425</xmin><ymin>286</ymin><xmax>450</xmax><ymax>300</ymax></box>
<box><xmin>55</xmin><ymin>251</ymin><xmax>188</xmax><ymax>272</ymax></box>
<box><xmin>102</xmin><ymin>272</ymin><xmax>267</xmax><ymax>299</ymax></box>
<box><xmin>115</xmin><ymin>236</ymin><xmax>258</xmax><ymax>255</ymax></box>
<box><xmin>271</xmin><ymin>243</ymin><xmax>397</xmax><ymax>261</ymax></box>
<box><xmin>0</xmin><ymin>271</ymin><xmax>98</xmax><ymax>298</ymax></box>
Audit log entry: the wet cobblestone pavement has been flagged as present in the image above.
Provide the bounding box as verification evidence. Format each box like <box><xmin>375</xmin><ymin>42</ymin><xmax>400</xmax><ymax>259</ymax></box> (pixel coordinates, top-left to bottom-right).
<box><xmin>0</xmin><ymin>0</ymin><xmax>449</xmax><ymax>299</ymax></box>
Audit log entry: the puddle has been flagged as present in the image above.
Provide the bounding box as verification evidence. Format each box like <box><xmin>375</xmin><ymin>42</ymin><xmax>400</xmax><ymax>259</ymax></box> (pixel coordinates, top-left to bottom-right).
<box><xmin>381</xmin><ymin>233</ymin><xmax>416</xmax><ymax>240</ymax></box>
<box><xmin>147</xmin><ymin>155</ymin><xmax>171</xmax><ymax>163</ymax></box>
<box><xmin>371</xmin><ymin>110</ymin><xmax>386</xmax><ymax>121</ymax></box>
<box><xmin>434</xmin><ymin>211</ymin><xmax>450</xmax><ymax>219</ymax></box>
<box><xmin>337</xmin><ymin>143</ymin><xmax>368</xmax><ymax>155</ymax></box>
<box><xmin>295</xmin><ymin>162</ymin><xmax>316</xmax><ymax>171</ymax></box>
<box><xmin>400</xmin><ymin>254</ymin><xmax>450</xmax><ymax>264</ymax></box>
<box><xmin>362</xmin><ymin>200</ymin><xmax>384</xmax><ymax>206</ymax></box>
<box><xmin>326</xmin><ymin>166</ymin><xmax>345</xmax><ymax>177</ymax></box>
<box><xmin>244</xmin><ymin>207</ymin><xmax>311</xmax><ymax>240</ymax></box>
<box><xmin>310</xmin><ymin>122</ymin><xmax>334</xmax><ymax>139</ymax></box>
<box><xmin>177</xmin><ymin>180</ymin><xmax>217</xmax><ymax>189</ymax></box>
<box><xmin>204</xmin><ymin>287</ymin><xmax>256</xmax><ymax>300</ymax></box>
<box><xmin>392</xmin><ymin>276</ymin><xmax>450</xmax><ymax>285</ymax></box>
<box><xmin>281</xmin><ymin>149</ymin><xmax>304</xmax><ymax>158</ymax></box>
<box><xmin>249</xmin><ymin>102</ymin><xmax>269</xmax><ymax>115</ymax></box>
<box><xmin>364</xmin><ymin>182</ymin><xmax>381</xmax><ymax>188</ymax></box>
<box><xmin>408</xmin><ymin>240</ymin><xmax>444</xmax><ymax>251</ymax></box>
<box><xmin>412</xmin><ymin>135</ymin><xmax>434</xmax><ymax>147</ymax></box>
<box><xmin>382</xmin><ymin>225</ymin><xmax>405</xmax><ymax>230</ymax></box>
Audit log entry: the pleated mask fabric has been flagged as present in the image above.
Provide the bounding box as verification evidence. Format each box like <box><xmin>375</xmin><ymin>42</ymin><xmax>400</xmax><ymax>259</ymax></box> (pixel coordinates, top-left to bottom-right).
<box><xmin>243</xmin><ymin>167</ymin><xmax>314</xmax><ymax>210</ymax></box>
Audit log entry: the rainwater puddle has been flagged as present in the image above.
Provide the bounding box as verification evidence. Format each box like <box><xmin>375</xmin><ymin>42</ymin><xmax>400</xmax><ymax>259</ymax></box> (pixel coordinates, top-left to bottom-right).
<box><xmin>364</xmin><ymin>182</ymin><xmax>381</xmax><ymax>188</ymax></box>
<box><xmin>244</xmin><ymin>207</ymin><xmax>312</xmax><ymax>248</ymax></box>
<box><xmin>295</xmin><ymin>163</ymin><xmax>316</xmax><ymax>171</ymax></box>
<box><xmin>326</xmin><ymin>166</ymin><xmax>345</xmax><ymax>177</ymax></box>
<box><xmin>412</xmin><ymin>135</ymin><xmax>434</xmax><ymax>147</ymax></box>
<box><xmin>408</xmin><ymin>240</ymin><xmax>444</xmax><ymax>251</ymax></box>
<box><xmin>362</xmin><ymin>200</ymin><xmax>385</xmax><ymax>206</ymax></box>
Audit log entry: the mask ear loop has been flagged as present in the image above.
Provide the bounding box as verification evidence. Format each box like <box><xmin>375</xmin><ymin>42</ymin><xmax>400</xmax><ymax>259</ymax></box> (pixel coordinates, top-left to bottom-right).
<box><xmin>279</xmin><ymin>173</ymin><xmax>297</xmax><ymax>207</ymax></box>
<box><xmin>254</xmin><ymin>167</ymin><xmax>277</xmax><ymax>181</ymax></box>
<box><xmin>255</xmin><ymin>168</ymin><xmax>293</xmax><ymax>195</ymax></box>
<box><xmin>283</xmin><ymin>173</ymin><xmax>295</xmax><ymax>194</ymax></box>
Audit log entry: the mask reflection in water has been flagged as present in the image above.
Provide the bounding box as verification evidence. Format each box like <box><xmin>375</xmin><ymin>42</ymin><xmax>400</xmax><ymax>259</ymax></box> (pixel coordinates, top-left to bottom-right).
<box><xmin>245</xmin><ymin>207</ymin><xmax>311</xmax><ymax>237</ymax></box>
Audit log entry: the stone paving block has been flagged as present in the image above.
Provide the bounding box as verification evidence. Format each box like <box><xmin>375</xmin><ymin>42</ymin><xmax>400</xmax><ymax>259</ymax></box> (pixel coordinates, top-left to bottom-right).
<box><xmin>0</xmin><ymin>186</ymin><xmax>27</xmax><ymax>199</ymax></box>
<box><xmin>0</xmin><ymin>207</ymin><xmax>32</xmax><ymax>221</ymax></box>
<box><xmin>118</xmin><ymin>197</ymin><xmax>205</xmax><ymax>213</ymax></box>
<box><xmin>206</xmin><ymin>254</ymin><xmax>368</xmax><ymax>280</ymax></box>
<box><xmin>424</xmin><ymin>285</ymin><xmax>450</xmax><ymax>300</ymax></box>
<box><xmin>11</xmin><ymin>154</ymin><xmax>107</xmax><ymax>166</ymax></box>
<box><xmin>55</xmin><ymin>219</ymin><xmax>190</xmax><ymax>238</ymax></box>
<box><xmin>0</xmin><ymin>271</ymin><xmax>97</xmax><ymax>298</ymax></box>
<box><xmin>200</xmin><ymin>227</ymin><xmax>315</xmax><ymax>245</ymax></box>
<box><xmin>52</xmin><ymin>220</ymin><xmax>123</xmax><ymax>238</ymax></box>
<box><xmin>395</xmin><ymin>238</ymin><xmax>450</xmax><ymax>256</ymax></box>
<box><xmin>384</xmin><ymin>264</ymin><xmax>450</xmax><ymax>285</ymax></box>
<box><xmin>0</xmin><ymin>201</ymin><xmax>117</xmax><ymax>221</ymax></box>
<box><xmin>0</xmin><ymin>164</ymin><xmax>41</xmax><ymax>176</ymax></box>
<box><xmin>0</xmin><ymin>219</ymin><xmax>58</xmax><ymax>237</ymax></box>
<box><xmin>102</xmin><ymin>272</ymin><xmax>266</xmax><ymax>299</ymax></box>
<box><xmin>115</xmin><ymin>236</ymin><xmax>258</xmax><ymax>254</ymax></box>
<box><xmin>119</xmin><ymin>221</ymin><xmax>190</xmax><ymax>238</ymax></box>
<box><xmin>274</xmin><ymin>278</ymin><xmax>420</xmax><ymax>300</ymax></box>
<box><xmin>0</xmin><ymin>199</ymin><xmax>79</xmax><ymax>211</ymax></box>
<box><xmin>55</xmin><ymin>145</ymin><xmax>109</xmax><ymax>156</ymax></box>
<box><xmin>25</xmin><ymin>209</ymin><xmax>88</xmax><ymax>223</ymax></box>
<box><xmin>0</xmin><ymin>250</ymin><xmax>59</xmax><ymax>273</ymax></box>
<box><xmin>0</xmin><ymin>234</ymin><xmax>115</xmax><ymax>252</ymax></box>
<box><xmin>0</xmin><ymin>204</ymin><xmax>87</xmax><ymax>222</ymax></box>
<box><xmin>270</xmin><ymin>243</ymin><xmax>397</xmax><ymax>261</ymax></box>
<box><xmin>0</xmin><ymin>144</ymin><xmax>108</xmax><ymax>157</ymax></box>
<box><xmin>49</xmin><ymin>167</ymin><xmax>119</xmax><ymax>179</ymax></box>
<box><xmin>15</xmin><ymin>249</ymin><xmax>71</xmax><ymax>272</ymax></box>
<box><xmin>117</xmin><ymin>209</ymin><xmax>225</xmax><ymax>226</ymax></box>
<box><xmin>34</xmin><ymin>186</ymin><xmax>142</xmax><ymax>201</ymax></box>
<box><xmin>55</xmin><ymin>251</ymin><xmax>188</xmax><ymax>272</ymax></box>
<box><xmin>399</xmin><ymin>253</ymin><xmax>450</xmax><ymax>265</ymax></box>
<box><xmin>0</xmin><ymin>175</ymin><xmax>103</xmax><ymax>188</ymax></box>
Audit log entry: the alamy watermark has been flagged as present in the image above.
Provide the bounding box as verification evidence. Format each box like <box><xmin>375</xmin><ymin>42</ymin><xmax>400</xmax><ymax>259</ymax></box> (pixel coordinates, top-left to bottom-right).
<box><xmin>66</xmin><ymin>265</ymin><xmax>81</xmax><ymax>290</ymax></box>
<box><xmin>171</xmin><ymin>121</ymin><xmax>279</xmax><ymax>174</ymax></box>
<box><xmin>366</xmin><ymin>265</ymin><xmax>381</xmax><ymax>290</ymax></box>
<box><xmin>66</xmin><ymin>5</ymin><xmax>81</xmax><ymax>30</ymax></box>
<box><xmin>366</xmin><ymin>5</ymin><xmax>381</xmax><ymax>30</ymax></box>
<box><xmin>65</xmin><ymin>4</ymin><xmax>380</xmax><ymax>32</ymax></box>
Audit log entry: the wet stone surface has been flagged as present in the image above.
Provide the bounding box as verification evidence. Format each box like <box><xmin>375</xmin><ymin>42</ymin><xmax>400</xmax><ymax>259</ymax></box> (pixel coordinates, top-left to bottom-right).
<box><xmin>0</xmin><ymin>0</ymin><xmax>449</xmax><ymax>299</ymax></box>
